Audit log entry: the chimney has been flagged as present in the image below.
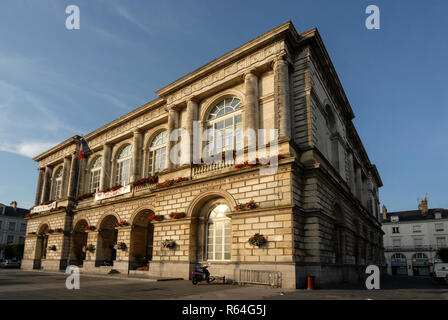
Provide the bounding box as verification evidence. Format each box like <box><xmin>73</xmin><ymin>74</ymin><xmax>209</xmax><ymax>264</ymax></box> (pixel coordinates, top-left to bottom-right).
<box><xmin>382</xmin><ymin>204</ymin><xmax>387</xmax><ymax>220</ymax></box>
<box><xmin>418</xmin><ymin>197</ymin><xmax>428</xmax><ymax>214</ymax></box>
<box><xmin>10</xmin><ymin>201</ymin><xmax>17</xmax><ymax>210</ymax></box>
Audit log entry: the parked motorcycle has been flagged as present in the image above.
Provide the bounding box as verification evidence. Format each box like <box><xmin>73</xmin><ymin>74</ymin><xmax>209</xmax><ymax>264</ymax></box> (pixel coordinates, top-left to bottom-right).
<box><xmin>192</xmin><ymin>265</ymin><xmax>213</xmax><ymax>285</ymax></box>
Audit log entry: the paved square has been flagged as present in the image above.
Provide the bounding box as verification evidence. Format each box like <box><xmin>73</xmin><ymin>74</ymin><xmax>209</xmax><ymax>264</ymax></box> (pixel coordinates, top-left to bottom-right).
<box><xmin>0</xmin><ymin>270</ymin><xmax>447</xmax><ymax>300</ymax></box>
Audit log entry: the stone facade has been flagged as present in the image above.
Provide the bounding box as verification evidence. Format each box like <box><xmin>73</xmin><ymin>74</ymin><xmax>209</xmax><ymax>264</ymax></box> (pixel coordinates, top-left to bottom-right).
<box><xmin>22</xmin><ymin>22</ymin><xmax>384</xmax><ymax>288</ymax></box>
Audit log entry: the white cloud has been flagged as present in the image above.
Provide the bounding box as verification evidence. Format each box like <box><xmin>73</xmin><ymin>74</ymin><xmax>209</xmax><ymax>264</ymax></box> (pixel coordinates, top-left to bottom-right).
<box><xmin>0</xmin><ymin>141</ymin><xmax>57</xmax><ymax>158</ymax></box>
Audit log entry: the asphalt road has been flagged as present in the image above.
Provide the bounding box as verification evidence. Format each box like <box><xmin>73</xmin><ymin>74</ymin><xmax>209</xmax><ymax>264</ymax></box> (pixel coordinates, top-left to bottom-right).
<box><xmin>0</xmin><ymin>269</ymin><xmax>447</xmax><ymax>300</ymax></box>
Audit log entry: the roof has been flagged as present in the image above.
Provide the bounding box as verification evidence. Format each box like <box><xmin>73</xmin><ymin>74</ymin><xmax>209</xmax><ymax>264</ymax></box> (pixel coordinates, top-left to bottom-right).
<box><xmin>382</xmin><ymin>208</ymin><xmax>448</xmax><ymax>223</ymax></box>
<box><xmin>0</xmin><ymin>203</ymin><xmax>29</xmax><ymax>219</ymax></box>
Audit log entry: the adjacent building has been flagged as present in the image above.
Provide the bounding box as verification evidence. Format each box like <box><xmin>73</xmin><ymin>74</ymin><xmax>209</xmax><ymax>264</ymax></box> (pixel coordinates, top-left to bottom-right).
<box><xmin>382</xmin><ymin>199</ymin><xmax>448</xmax><ymax>276</ymax></box>
<box><xmin>0</xmin><ymin>201</ymin><xmax>28</xmax><ymax>259</ymax></box>
<box><xmin>22</xmin><ymin>22</ymin><xmax>383</xmax><ymax>288</ymax></box>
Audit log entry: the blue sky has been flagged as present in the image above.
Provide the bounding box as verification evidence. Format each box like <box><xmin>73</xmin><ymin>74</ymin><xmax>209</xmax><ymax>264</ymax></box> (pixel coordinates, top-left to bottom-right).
<box><xmin>0</xmin><ymin>0</ymin><xmax>447</xmax><ymax>211</ymax></box>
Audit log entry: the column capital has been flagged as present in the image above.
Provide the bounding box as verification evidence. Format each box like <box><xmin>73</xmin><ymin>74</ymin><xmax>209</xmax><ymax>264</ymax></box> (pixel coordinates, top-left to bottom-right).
<box><xmin>243</xmin><ymin>69</ymin><xmax>258</xmax><ymax>80</ymax></box>
<box><xmin>187</xmin><ymin>96</ymin><xmax>199</xmax><ymax>104</ymax></box>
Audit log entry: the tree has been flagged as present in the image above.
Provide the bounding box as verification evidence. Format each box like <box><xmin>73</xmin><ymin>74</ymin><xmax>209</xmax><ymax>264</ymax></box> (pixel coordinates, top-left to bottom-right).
<box><xmin>437</xmin><ymin>248</ymin><xmax>448</xmax><ymax>263</ymax></box>
<box><xmin>4</xmin><ymin>243</ymin><xmax>24</xmax><ymax>260</ymax></box>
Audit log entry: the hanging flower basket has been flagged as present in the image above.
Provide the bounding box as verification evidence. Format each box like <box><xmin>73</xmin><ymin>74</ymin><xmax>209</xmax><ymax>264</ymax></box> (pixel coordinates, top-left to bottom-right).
<box><xmin>86</xmin><ymin>244</ymin><xmax>95</xmax><ymax>252</ymax></box>
<box><xmin>148</xmin><ymin>214</ymin><xmax>164</xmax><ymax>222</ymax></box>
<box><xmin>114</xmin><ymin>242</ymin><xmax>127</xmax><ymax>251</ymax></box>
<box><xmin>115</xmin><ymin>219</ymin><xmax>130</xmax><ymax>227</ymax></box>
<box><xmin>49</xmin><ymin>245</ymin><xmax>57</xmax><ymax>251</ymax></box>
<box><xmin>161</xmin><ymin>239</ymin><xmax>176</xmax><ymax>248</ymax></box>
<box><xmin>169</xmin><ymin>212</ymin><xmax>186</xmax><ymax>219</ymax></box>
<box><xmin>248</xmin><ymin>233</ymin><xmax>267</xmax><ymax>247</ymax></box>
<box><xmin>85</xmin><ymin>225</ymin><xmax>96</xmax><ymax>231</ymax></box>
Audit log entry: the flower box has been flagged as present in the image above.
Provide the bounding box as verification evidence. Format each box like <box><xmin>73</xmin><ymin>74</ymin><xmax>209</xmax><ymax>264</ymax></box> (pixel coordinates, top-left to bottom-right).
<box><xmin>54</xmin><ymin>228</ymin><xmax>64</xmax><ymax>233</ymax></box>
<box><xmin>235</xmin><ymin>200</ymin><xmax>257</xmax><ymax>211</ymax></box>
<box><xmin>85</xmin><ymin>226</ymin><xmax>96</xmax><ymax>231</ymax></box>
<box><xmin>27</xmin><ymin>232</ymin><xmax>36</xmax><ymax>235</ymax></box>
<box><xmin>148</xmin><ymin>214</ymin><xmax>164</xmax><ymax>222</ymax></box>
<box><xmin>155</xmin><ymin>177</ymin><xmax>188</xmax><ymax>188</ymax></box>
<box><xmin>248</xmin><ymin>233</ymin><xmax>267</xmax><ymax>247</ymax></box>
<box><xmin>132</xmin><ymin>176</ymin><xmax>158</xmax><ymax>187</ymax></box>
<box><xmin>115</xmin><ymin>219</ymin><xmax>130</xmax><ymax>227</ymax></box>
<box><xmin>75</xmin><ymin>192</ymin><xmax>95</xmax><ymax>202</ymax></box>
<box><xmin>169</xmin><ymin>212</ymin><xmax>186</xmax><ymax>219</ymax></box>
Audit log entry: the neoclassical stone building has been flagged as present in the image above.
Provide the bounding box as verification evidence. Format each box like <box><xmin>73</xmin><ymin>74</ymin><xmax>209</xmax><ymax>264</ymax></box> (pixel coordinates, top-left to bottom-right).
<box><xmin>22</xmin><ymin>22</ymin><xmax>384</xmax><ymax>288</ymax></box>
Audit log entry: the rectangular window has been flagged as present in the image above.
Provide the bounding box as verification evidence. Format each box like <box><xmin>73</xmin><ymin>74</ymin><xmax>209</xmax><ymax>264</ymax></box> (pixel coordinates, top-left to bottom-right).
<box><xmin>392</xmin><ymin>239</ymin><xmax>401</xmax><ymax>247</ymax></box>
<box><xmin>8</xmin><ymin>222</ymin><xmax>16</xmax><ymax>232</ymax></box>
<box><xmin>435</xmin><ymin>223</ymin><xmax>444</xmax><ymax>232</ymax></box>
<box><xmin>414</xmin><ymin>238</ymin><xmax>423</xmax><ymax>247</ymax></box>
<box><xmin>7</xmin><ymin>235</ymin><xmax>14</xmax><ymax>244</ymax></box>
<box><xmin>392</xmin><ymin>227</ymin><xmax>400</xmax><ymax>234</ymax></box>
<box><xmin>207</xmin><ymin>220</ymin><xmax>230</xmax><ymax>261</ymax></box>
<box><xmin>18</xmin><ymin>236</ymin><xmax>25</xmax><ymax>244</ymax></box>
<box><xmin>413</xmin><ymin>225</ymin><xmax>422</xmax><ymax>233</ymax></box>
<box><xmin>53</xmin><ymin>179</ymin><xmax>62</xmax><ymax>200</ymax></box>
<box><xmin>20</xmin><ymin>223</ymin><xmax>27</xmax><ymax>232</ymax></box>
<box><xmin>437</xmin><ymin>237</ymin><xmax>446</xmax><ymax>249</ymax></box>
<box><xmin>89</xmin><ymin>169</ymin><xmax>101</xmax><ymax>193</ymax></box>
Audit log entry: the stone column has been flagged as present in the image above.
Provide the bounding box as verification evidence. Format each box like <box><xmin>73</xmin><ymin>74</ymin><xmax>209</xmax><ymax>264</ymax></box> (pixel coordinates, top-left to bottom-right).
<box><xmin>35</xmin><ymin>168</ymin><xmax>45</xmax><ymax>205</ymax></box>
<box><xmin>273</xmin><ymin>55</ymin><xmax>291</xmax><ymax>138</ymax></box>
<box><xmin>67</xmin><ymin>153</ymin><xmax>79</xmax><ymax>199</ymax></box>
<box><xmin>40</xmin><ymin>166</ymin><xmax>53</xmax><ymax>204</ymax></box>
<box><xmin>131</xmin><ymin>130</ymin><xmax>143</xmax><ymax>183</ymax></box>
<box><xmin>77</xmin><ymin>157</ymin><xmax>88</xmax><ymax>195</ymax></box>
<box><xmin>101</xmin><ymin>144</ymin><xmax>112</xmax><ymax>191</ymax></box>
<box><xmin>184</xmin><ymin>99</ymin><xmax>198</xmax><ymax>165</ymax></box>
<box><xmin>244</xmin><ymin>71</ymin><xmax>258</xmax><ymax>156</ymax></box>
<box><xmin>114</xmin><ymin>226</ymin><xmax>132</xmax><ymax>273</ymax></box>
<box><xmin>166</xmin><ymin>107</ymin><xmax>178</xmax><ymax>171</ymax></box>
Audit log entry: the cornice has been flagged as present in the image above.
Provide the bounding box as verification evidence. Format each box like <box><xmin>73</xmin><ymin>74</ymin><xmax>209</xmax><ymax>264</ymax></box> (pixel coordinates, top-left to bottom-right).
<box><xmin>156</xmin><ymin>21</ymin><xmax>300</xmax><ymax>98</ymax></box>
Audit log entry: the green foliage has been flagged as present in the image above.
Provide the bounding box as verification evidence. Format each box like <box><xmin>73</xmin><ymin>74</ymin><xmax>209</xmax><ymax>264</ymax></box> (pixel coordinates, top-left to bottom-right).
<box><xmin>3</xmin><ymin>243</ymin><xmax>24</xmax><ymax>260</ymax></box>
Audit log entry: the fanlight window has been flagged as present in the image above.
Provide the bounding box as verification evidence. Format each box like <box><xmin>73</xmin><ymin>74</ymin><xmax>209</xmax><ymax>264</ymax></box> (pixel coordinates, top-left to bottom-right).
<box><xmin>206</xmin><ymin>98</ymin><xmax>243</xmax><ymax>154</ymax></box>
<box><xmin>89</xmin><ymin>156</ymin><xmax>102</xmax><ymax>193</ymax></box>
<box><xmin>52</xmin><ymin>167</ymin><xmax>63</xmax><ymax>200</ymax></box>
<box><xmin>206</xmin><ymin>204</ymin><xmax>231</xmax><ymax>261</ymax></box>
<box><xmin>148</xmin><ymin>130</ymin><xmax>168</xmax><ymax>175</ymax></box>
<box><xmin>115</xmin><ymin>144</ymin><xmax>133</xmax><ymax>186</ymax></box>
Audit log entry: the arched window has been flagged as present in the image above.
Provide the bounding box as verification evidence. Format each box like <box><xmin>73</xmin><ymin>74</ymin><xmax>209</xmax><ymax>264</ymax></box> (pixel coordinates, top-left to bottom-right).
<box><xmin>325</xmin><ymin>105</ymin><xmax>339</xmax><ymax>171</ymax></box>
<box><xmin>148</xmin><ymin>130</ymin><xmax>167</xmax><ymax>175</ymax></box>
<box><xmin>391</xmin><ymin>253</ymin><xmax>406</xmax><ymax>260</ymax></box>
<box><xmin>206</xmin><ymin>97</ymin><xmax>243</xmax><ymax>154</ymax></box>
<box><xmin>206</xmin><ymin>204</ymin><xmax>231</xmax><ymax>261</ymax></box>
<box><xmin>89</xmin><ymin>156</ymin><xmax>102</xmax><ymax>193</ymax></box>
<box><xmin>115</xmin><ymin>144</ymin><xmax>133</xmax><ymax>186</ymax></box>
<box><xmin>52</xmin><ymin>167</ymin><xmax>63</xmax><ymax>200</ymax></box>
<box><xmin>412</xmin><ymin>253</ymin><xmax>428</xmax><ymax>260</ymax></box>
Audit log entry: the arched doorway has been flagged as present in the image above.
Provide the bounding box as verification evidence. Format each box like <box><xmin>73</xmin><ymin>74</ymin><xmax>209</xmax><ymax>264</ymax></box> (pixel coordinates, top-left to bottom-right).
<box><xmin>96</xmin><ymin>215</ymin><xmax>118</xmax><ymax>267</ymax></box>
<box><xmin>130</xmin><ymin>210</ymin><xmax>155</xmax><ymax>269</ymax></box>
<box><xmin>70</xmin><ymin>219</ymin><xmax>88</xmax><ymax>266</ymax></box>
<box><xmin>391</xmin><ymin>253</ymin><xmax>407</xmax><ymax>276</ymax></box>
<box><xmin>35</xmin><ymin>224</ymin><xmax>50</xmax><ymax>269</ymax></box>
<box><xmin>412</xmin><ymin>253</ymin><xmax>430</xmax><ymax>276</ymax></box>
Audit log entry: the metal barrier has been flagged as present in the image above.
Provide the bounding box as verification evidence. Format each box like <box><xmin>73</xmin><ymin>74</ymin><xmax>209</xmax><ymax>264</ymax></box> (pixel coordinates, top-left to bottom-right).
<box><xmin>239</xmin><ymin>269</ymin><xmax>282</xmax><ymax>288</ymax></box>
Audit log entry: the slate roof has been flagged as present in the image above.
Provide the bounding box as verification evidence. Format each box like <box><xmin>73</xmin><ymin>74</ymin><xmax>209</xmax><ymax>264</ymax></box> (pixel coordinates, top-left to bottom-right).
<box><xmin>0</xmin><ymin>203</ymin><xmax>29</xmax><ymax>219</ymax></box>
<box><xmin>383</xmin><ymin>208</ymin><xmax>448</xmax><ymax>223</ymax></box>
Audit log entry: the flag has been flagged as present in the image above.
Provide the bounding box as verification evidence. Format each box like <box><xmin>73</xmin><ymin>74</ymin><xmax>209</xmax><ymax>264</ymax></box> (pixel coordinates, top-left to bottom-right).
<box><xmin>79</xmin><ymin>138</ymin><xmax>91</xmax><ymax>161</ymax></box>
